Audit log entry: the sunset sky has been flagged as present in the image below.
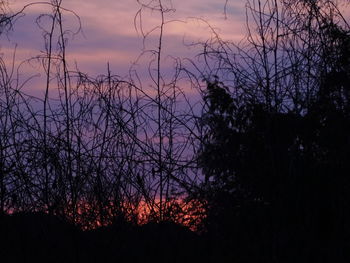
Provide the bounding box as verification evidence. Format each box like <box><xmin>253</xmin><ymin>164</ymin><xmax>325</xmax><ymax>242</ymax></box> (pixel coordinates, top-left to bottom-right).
<box><xmin>2</xmin><ymin>1</ymin><xmax>350</xmax><ymax>94</ymax></box>
<box><xmin>1</xmin><ymin>0</ymin><xmax>247</xmax><ymax>94</ymax></box>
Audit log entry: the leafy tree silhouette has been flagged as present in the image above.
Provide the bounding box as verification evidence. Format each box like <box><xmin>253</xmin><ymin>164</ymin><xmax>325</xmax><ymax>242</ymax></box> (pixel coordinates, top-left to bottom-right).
<box><xmin>197</xmin><ymin>1</ymin><xmax>350</xmax><ymax>262</ymax></box>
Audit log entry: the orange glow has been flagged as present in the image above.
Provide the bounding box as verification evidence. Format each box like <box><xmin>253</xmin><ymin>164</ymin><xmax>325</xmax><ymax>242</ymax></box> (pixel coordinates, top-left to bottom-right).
<box><xmin>58</xmin><ymin>198</ymin><xmax>206</xmax><ymax>232</ymax></box>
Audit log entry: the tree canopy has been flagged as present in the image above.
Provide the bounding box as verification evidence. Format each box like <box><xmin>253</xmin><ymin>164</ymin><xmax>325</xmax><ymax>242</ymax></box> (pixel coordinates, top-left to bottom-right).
<box><xmin>197</xmin><ymin>0</ymin><xmax>350</xmax><ymax>261</ymax></box>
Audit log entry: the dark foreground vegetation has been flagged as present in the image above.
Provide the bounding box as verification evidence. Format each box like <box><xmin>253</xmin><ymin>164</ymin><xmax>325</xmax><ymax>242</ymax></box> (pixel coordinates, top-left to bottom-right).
<box><xmin>1</xmin><ymin>204</ymin><xmax>349</xmax><ymax>263</ymax></box>
<box><xmin>1</xmin><ymin>212</ymin><xmax>204</xmax><ymax>263</ymax></box>
<box><xmin>1</xmin><ymin>0</ymin><xmax>350</xmax><ymax>262</ymax></box>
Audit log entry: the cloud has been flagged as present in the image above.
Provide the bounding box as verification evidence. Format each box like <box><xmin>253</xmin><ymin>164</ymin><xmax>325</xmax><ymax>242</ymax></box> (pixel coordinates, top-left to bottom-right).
<box><xmin>3</xmin><ymin>0</ymin><xmax>247</xmax><ymax>92</ymax></box>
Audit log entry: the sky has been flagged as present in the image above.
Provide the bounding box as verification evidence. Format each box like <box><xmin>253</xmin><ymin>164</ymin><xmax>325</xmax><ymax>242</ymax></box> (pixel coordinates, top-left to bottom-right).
<box><xmin>1</xmin><ymin>0</ymin><xmax>247</xmax><ymax>94</ymax></box>
<box><xmin>2</xmin><ymin>0</ymin><xmax>350</xmax><ymax>99</ymax></box>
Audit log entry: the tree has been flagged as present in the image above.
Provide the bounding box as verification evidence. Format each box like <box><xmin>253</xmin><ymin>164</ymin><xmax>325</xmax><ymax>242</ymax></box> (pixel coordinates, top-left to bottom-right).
<box><xmin>197</xmin><ymin>0</ymin><xmax>350</xmax><ymax>261</ymax></box>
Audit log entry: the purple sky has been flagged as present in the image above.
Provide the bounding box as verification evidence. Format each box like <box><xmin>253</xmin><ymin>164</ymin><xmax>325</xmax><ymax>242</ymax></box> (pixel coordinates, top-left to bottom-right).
<box><xmin>1</xmin><ymin>0</ymin><xmax>247</xmax><ymax>95</ymax></box>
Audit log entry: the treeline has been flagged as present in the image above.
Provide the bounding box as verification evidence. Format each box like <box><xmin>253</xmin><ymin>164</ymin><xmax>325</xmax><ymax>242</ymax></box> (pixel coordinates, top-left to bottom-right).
<box><xmin>1</xmin><ymin>0</ymin><xmax>350</xmax><ymax>262</ymax></box>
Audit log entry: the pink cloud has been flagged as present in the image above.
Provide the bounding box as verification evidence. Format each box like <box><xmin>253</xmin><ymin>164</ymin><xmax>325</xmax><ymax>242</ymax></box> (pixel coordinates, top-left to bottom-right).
<box><xmin>2</xmin><ymin>0</ymin><xmax>247</xmax><ymax>97</ymax></box>
<box><xmin>6</xmin><ymin>1</ymin><xmax>245</xmax><ymax>64</ymax></box>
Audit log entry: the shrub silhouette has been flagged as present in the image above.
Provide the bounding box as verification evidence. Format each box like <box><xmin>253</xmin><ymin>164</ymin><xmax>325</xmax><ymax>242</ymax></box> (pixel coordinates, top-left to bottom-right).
<box><xmin>0</xmin><ymin>212</ymin><xmax>204</xmax><ymax>263</ymax></box>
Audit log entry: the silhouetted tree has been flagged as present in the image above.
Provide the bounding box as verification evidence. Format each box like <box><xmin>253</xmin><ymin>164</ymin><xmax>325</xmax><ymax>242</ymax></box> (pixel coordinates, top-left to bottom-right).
<box><xmin>197</xmin><ymin>0</ymin><xmax>350</xmax><ymax>262</ymax></box>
